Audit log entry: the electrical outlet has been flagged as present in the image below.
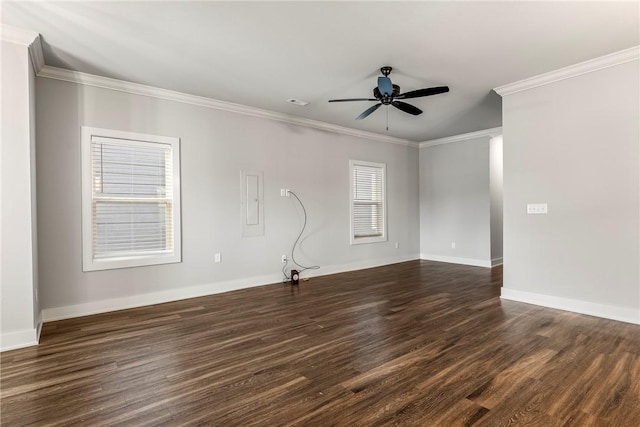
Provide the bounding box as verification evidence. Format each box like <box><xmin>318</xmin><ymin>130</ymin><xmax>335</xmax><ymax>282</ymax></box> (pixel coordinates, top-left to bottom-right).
<box><xmin>281</xmin><ymin>255</ymin><xmax>287</xmax><ymax>263</ymax></box>
<box><xmin>527</xmin><ymin>203</ymin><xmax>548</xmax><ymax>214</ymax></box>
<box><xmin>214</xmin><ymin>253</ymin><xmax>221</xmax><ymax>263</ymax></box>
<box><xmin>280</xmin><ymin>188</ymin><xmax>286</xmax><ymax>197</ymax></box>
<box><xmin>451</xmin><ymin>242</ymin><xmax>456</xmax><ymax>249</ymax></box>
<box><xmin>395</xmin><ymin>242</ymin><xmax>399</xmax><ymax>249</ymax></box>
<box><xmin>286</xmin><ymin>189</ymin><xmax>290</xmax><ymax>197</ymax></box>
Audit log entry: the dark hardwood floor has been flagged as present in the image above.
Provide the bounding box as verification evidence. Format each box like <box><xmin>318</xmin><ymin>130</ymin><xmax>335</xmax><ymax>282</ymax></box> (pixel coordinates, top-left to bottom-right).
<box><xmin>1</xmin><ymin>260</ymin><xmax>639</xmax><ymax>426</ymax></box>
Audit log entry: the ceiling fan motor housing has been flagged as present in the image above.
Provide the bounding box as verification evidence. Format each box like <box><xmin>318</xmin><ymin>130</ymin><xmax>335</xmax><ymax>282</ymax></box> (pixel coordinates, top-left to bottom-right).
<box><xmin>374</xmin><ymin>85</ymin><xmax>401</xmax><ymax>104</ymax></box>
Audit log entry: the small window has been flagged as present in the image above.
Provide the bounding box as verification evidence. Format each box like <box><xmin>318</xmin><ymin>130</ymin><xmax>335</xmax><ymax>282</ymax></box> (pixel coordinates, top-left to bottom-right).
<box><xmin>81</xmin><ymin>127</ymin><xmax>181</xmax><ymax>271</ymax></box>
<box><xmin>350</xmin><ymin>160</ymin><xmax>387</xmax><ymax>245</ymax></box>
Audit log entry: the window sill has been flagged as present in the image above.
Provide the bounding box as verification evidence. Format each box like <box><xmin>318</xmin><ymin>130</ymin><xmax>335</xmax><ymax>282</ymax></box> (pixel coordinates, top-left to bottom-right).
<box><xmin>83</xmin><ymin>252</ymin><xmax>181</xmax><ymax>272</ymax></box>
<box><xmin>350</xmin><ymin>235</ymin><xmax>387</xmax><ymax>245</ymax></box>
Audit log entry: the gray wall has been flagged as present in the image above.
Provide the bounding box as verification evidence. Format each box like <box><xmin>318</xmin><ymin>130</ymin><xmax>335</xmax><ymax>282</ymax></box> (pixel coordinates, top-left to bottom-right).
<box><xmin>502</xmin><ymin>60</ymin><xmax>639</xmax><ymax>313</ymax></box>
<box><xmin>1</xmin><ymin>40</ymin><xmax>39</xmax><ymax>348</ymax></box>
<box><xmin>35</xmin><ymin>77</ymin><xmax>420</xmax><ymax>312</ymax></box>
<box><xmin>419</xmin><ymin>138</ymin><xmax>491</xmax><ymax>265</ymax></box>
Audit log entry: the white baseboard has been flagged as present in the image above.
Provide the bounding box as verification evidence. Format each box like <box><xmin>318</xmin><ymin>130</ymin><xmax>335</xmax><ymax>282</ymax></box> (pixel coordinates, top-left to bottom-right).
<box><xmin>500</xmin><ymin>288</ymin><xmax>640</xmax><ymax>325</ymax></box>
<box><xmin>420</xmin><ymin>253</ymin><xmax>491</xmax><ymax>268</ymax></box>
<box><xmin>42</xmin><ymin>272</ymin><xmax>283</xmax><ymax>322</ymax></box>
<box><xmin>1</xmin><ymin>327</ymin><xmax>40</xmax><ymax>352</ymax></box>
<box><xmin>491</xmin><ymin>257</ymin><xmax>503</xmax><ymax>267</ymax></box>
<box><xmin>42</xmin><ymin>254</ymin><xmax>420</xmax><ymax>322</ymax></box>
<box><xmin>0</xmin><ymin>311</ymin><xmax>44</xmax><ymax>352</ymax></box>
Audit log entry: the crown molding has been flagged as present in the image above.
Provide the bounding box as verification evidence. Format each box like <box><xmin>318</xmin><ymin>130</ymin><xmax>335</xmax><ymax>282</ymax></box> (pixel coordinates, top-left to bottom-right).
<box><xmin>495</xmin><ymin>46</ymin><xmax>640</xmax><ymax>96</ymax></box>
<box><xmin>28</xmin><ymin>35</ymin><xmax>45</xmax><ymax>73</ymax></box>
<box><xmin>0</xmin><ymin>25</ymin><xmax>45</xmax><ymax>74</ymax></box>
<box><xmin>37</xmin><ymin>65</ymin><xmax>418</xmax><ymax>148</ymax></box>
<box><xmin>419</xmin><ymin>126</ymin><xmax>502</xmax><ymax>148</ymax></box>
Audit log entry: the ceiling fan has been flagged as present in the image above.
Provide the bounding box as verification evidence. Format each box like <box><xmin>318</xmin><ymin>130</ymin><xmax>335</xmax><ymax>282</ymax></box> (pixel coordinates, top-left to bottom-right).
<box><xmin>329</xmin><ymin>66</ymin><xmax>449</xmax><ymax>120</ymax></box>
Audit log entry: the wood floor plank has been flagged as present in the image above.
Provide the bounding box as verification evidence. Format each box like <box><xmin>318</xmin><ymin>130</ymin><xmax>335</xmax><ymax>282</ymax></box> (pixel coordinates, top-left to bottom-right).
<box><xmin>1</xmin><ymin>260</ymin><xmax>639</xmax><ymax>425</ymax></box>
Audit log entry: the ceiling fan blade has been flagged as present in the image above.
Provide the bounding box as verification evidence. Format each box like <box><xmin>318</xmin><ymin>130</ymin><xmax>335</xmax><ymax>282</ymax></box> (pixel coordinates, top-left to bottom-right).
<box><xmin>377</xmin><ymin>76</ymin><xmax>393</xmax><ymax>96</ymax></box>
<box><xmin>356</xmin><ymin>103</ymin><xmax>382</xmax><ymax>120</ymax></box>
<box><xmin>396</xmin><ymin>86</ymin><xmax>450</xmax><ymax>100</ymax></box>
<box><xmin>392</xmin><ymin>101</ymin><xmax>422</xmax><ymax>116</ymax></box>
<box><xmin>328</xmin><ymin>98</ymin><xmax>378</xmax><ymax>102</ymax></box>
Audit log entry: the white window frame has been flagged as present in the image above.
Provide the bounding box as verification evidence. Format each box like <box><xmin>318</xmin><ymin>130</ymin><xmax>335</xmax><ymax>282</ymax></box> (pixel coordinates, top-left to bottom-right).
<box><xmin>349</xmin><ymin>160</ymin><xmax>387</xmax><ymax>245</ymax></box>
<box><xmin>81</xmin><ymin>126</ymin><xmax>181</xmax><ymax>271</ymax></box>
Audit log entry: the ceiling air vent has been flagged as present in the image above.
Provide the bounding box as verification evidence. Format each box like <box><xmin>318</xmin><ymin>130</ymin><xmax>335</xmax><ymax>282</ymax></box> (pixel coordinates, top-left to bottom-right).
<box><xmin>286</xmin><ymin>98</ymin><xmax>309</xmax><ymax>106</ymax></box>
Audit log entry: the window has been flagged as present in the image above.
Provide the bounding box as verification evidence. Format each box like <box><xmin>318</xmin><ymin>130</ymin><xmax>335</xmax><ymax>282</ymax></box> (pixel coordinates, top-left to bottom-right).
<box><xmin>81</xmin><ymin>127</ymin><xmax>181</xmax><ymax>271</ymax></box>
<box><xmin>350</xmin><ymin>160</ymin><xmax>387</xmax><ymax>245</ymax></box>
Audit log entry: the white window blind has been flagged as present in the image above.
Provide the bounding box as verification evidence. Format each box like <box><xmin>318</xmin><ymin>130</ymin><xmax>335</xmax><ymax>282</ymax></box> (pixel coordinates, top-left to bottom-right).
<box><xmin>350</xmin><ymin>160</ymin><xmax>387</xmax><ymax>244</ymax></box>
<box><xmin>92</xmin><ymin>136</ymin><xmax>173</xmax><ymax>257</ymax></box>
<box><xmin>82</xmin><ymin>127</ymin><xmax>181</xmax><ymax>271</ymax></box>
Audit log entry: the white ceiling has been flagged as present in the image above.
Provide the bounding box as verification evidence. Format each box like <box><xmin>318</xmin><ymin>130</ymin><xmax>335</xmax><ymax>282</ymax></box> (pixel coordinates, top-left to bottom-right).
<box><xmin>2</xmin><ymin>1</ymin><xmax>638</xmax><ymax>142</ymax></box>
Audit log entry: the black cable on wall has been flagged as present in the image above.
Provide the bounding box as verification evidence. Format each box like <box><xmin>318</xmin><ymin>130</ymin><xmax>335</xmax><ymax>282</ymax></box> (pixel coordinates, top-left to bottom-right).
<box><xmin>282</xmin><ymin>190</ymin><xmax>320</xmax><ymax>281</ymax></box>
